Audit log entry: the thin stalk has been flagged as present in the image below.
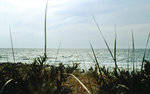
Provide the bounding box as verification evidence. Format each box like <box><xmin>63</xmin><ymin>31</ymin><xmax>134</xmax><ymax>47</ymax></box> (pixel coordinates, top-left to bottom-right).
<box><xmin>44</xmin><ymin>0</ymin><xmax>48</xmax><ymax>58</ymax></box>
<box><xmin>131</xmin><ymin>29</ymin><xmax>135</xmax><ymax>72</ymax></box>
<box><xmin>136</xmin><ymin>58</ymin><xmax>137</xmax><ymax>71</ymax></box>
<box><xmin>127</xmin><ymin>46</ymin><xmax>130</xmax><ymax>71</ymax></box>
<box><xmin>90</xmin><ymin>43</ymin><xmax>103</xmax><ymax>79</ymax></box>
<box><xmin>92</xmin><ymin>16</ymin><xmax>119</xmax><ymax>71</ymax></box>
<box><xmin>70</xmin><ymin>74</ymin><xmax>91</xmax><ymax>94</ymax></box>
<box><xmin>89</xmin><ymin>43</ymin><xmax>102</xmax><ymax>76</ymax></box>
<box><xmin>9</xmin><ymin>25</ymin><xmax>15</xmax><ymax>63</ymax></box>
<box><xmin>92</xmin><ymin>16</ymin><xmax>114</xmax><ymax>60</ymax></box>
<box><xmin>0</xmin><ymin>79</ymin><xmax>14</xmax><ymax>94</ymax></box>
<box><xmin>55</xmin><ymin>41</ymin><xmax>61</xmax><ymax>63</ymax></box>
<box><xmin>141</xmin><ymin>32</ymin><xmax>150</xmax><ymax>71</ymax></box>
<box><xmin>114</xmin><ymin>25</ymin><xmax>117</xmax><ymax>70</ymax></box>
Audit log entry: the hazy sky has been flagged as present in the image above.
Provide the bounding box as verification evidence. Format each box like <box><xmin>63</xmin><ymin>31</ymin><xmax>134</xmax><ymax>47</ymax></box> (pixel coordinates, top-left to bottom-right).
<box><xmin>0</xmin><ymin>0</ymin><xmax>150</xmax><ymax>48</ymax></box>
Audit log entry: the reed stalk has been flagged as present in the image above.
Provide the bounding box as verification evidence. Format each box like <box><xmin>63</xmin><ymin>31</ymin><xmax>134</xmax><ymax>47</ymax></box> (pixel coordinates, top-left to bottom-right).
<box><xmin>55</xmin><ymin>41</ymin><xmax>61</xmax><ymax>62</ymax></box>
<box><xmin>90</xmin><ymin>42</ymin><xmax>102</xmax><ymax>77</ymax></box>
<box><xmin>44</xmin><ymin>0</ymin><xmax>48</xmax><ymax>58</ymax></box>
<box><xmin>92</xmin><ymin>16</ymin><xmax>119</xmax><ymax>72</ymax></box>
<box><xmin>9</xmin><ymin>25</ymin><xmax>15</xmax><ymax>63</ymax></box>
<box><xmin>92</xmin><ymin>16</ymin><xmax>114</xmax><ymax>60</ymax></box>
<box><xmin>127</xmin><ymin>46</ymin><xmax>130</xmax><ymax>71</ymax></box>
<box><xmin>114</xmin><ymin>25</ymin><xmax>118</xmax><ymax>70</ymax></box>
<box><xmin>131</xmin><ymin>29</ymin><xmax>135</xmax><ymax>72</ymax></box>
<box><xmin>0</xmin><ymin>79</ymin><xmax>14</xmax><ymax>94</ymax></box>
<box><xmin>70</xmin><ymin>74</ymin><xmax>91</xmax><ymax>94</ymax></box>
<box><xmin>141</xmin><ymin>32</ymin><xmax>150</xmax><ymax>71</ymax></box>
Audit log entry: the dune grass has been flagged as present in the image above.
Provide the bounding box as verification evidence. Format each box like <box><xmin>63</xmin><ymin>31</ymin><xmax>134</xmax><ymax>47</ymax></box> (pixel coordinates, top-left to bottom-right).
<box><xmin>44</xmin><ymin>0</ymin><xmax>48</xmax><ymax>59</ymax></box>
<box><xmin>141</xmin><ymin>32</ymin><xmax>150</xmax><ymax>71</ymax></box>
<box><xmin>9</xmin><ymin>25</ymin><xmax>15</xmax><ymax>63</ymax></box>
<box><xmin>33</xmin><ymin>0</ymin><xmax>48</xmax><ymax>67</ymax></box>
<box><xmin>90</xmin><ymin>42</ymin><xmax>102</xmax><ymax>77</ymax></box>
<box><xmin>131</xmin><ymin>29</ymin><xmax>135</xmax><ymax>72</ymax></box>
<box><xmin>127</xmin><ymin>46</ymin><xmax>130</xmax><ymax>71</ymax></box>
<box><xmin>0</xmin><ymin>58</ymin><xmax>150</xmax><ymax>94</ymax></box>
<box><xmin>70</xmin><ymin>74</ymin><xmax>91</xmax><ymax>94</ymax></box>
<box><xmin>55</xmin><ymin>41</ymin><xmax>61</xmax><ymax>63</ymax></box>
<box><xmin>92</xmin><ymin>16</ymin><xmax>119</xmax><ymax>72</ymax></box>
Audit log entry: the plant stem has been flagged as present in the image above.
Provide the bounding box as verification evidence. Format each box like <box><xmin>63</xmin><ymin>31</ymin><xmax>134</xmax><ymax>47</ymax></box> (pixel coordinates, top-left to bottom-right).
<box><xmin>9</xmin><ymin>25</ymin><xmax>15</xmax><ymax>63</ymax></box>
<box><xmin>44</xmin><ymin>0</ymin><xmax>48</xmax><ymax>58</ymax></box>
<box><xmin>131</xmin><ymin>29</ymin><xmax>135</xmax><ymax>72</ymax></box>
<box><xmin>141</xmin><ymin>32</ymin><xmax>150</xmax><ymax>71</ymax></box>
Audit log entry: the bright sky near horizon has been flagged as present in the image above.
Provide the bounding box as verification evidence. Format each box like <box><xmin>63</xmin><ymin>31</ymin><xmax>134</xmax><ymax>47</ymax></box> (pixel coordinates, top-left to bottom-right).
<box><xmin>0</xmin><ymin>0</ymin><xmax>150</xmax><ymax>48</ymax></box>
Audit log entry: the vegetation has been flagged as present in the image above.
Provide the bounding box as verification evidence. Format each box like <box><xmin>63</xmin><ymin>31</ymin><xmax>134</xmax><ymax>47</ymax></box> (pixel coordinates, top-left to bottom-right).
<box><xmin>0</xmin><ymin>57</ymin><xmax>150</xmax><ymax>94</ymax></box>
<box><xmin>0</xmin><ymin>61</ymin><xmax>79</xmax><ymax>94</ymax></box>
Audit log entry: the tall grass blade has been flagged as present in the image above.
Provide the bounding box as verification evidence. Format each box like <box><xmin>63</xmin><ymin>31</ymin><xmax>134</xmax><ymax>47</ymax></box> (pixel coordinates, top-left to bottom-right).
<box><xmin>114</xmin><ymin>25</ymin><xmax>118</xmax><ymax>70</ymax></box>
<box><xmin>92</xmin><ymin>16</ymin><xmax>119</xmax><ymax>71</ymax></box>
<box><xmin>127</xmin><ymin>46</ymin><xmax>130</xmax><ymax>71</ymax></box>
<box><xmin>92</xmin><ymin>16</ymin><xmax>114</xmax><ymax>60</ymax></box>
<box><xmin>55</xmin><ymin>41</ymin><xmax>61</xmax><ymax>62</ymax></box>
<box><xmin>89</xmin><ymin>42</ymin><xmax>102</xmax><ymax>76</ymax></box>
<box><xmin>44</xmin><ymin>0</ymin><xmax>48</xmax><ymax>58</ymax></box>
<box><xmin>131</xmin><ymin>29</ymin><xmax>135</xmax><ymax>72</ymax></box>
<box><xmin>141</xmin><ymin>32</ymin><xmax>150</xmax><ymax>70</ymax></box>
<box><xmin>70</xmin><ymin>74</ymin><xmax>91</xmax><ymax>94</ymax></box>
<box><xmin>9</xmin><ymin>25</ymin><xmax>15</xmax><ymax>63</ymax></box>
<box><xmin>0</xmin><ymin>79</ymin><xmax>14</xmax><ymax>94</ymax></box>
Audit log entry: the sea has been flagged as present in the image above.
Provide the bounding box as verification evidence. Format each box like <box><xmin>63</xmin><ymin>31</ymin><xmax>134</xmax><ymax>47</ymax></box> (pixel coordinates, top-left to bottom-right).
<box><xmin>0</xmin><ymin>48</ymin><xmax>149</xmax><ymax>70</ymax></box>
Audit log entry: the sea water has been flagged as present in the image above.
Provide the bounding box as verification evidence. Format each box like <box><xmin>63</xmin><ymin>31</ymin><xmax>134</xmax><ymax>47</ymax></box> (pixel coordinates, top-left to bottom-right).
<box><xmin>0</xmin><ymin>48</ymin><xmax>149</xmax><ymax>70</ymax></box>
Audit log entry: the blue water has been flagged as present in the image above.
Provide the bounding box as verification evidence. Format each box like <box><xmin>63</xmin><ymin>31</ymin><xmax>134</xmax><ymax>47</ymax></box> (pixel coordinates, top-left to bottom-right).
<box><xmin>0</xmin><ymin>48</ymin><xmax>149</xmax><ymax>70</ymax></box>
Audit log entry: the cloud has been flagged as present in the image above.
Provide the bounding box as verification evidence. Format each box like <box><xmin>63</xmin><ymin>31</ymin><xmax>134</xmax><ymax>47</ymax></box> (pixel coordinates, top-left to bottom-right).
<box><xmin>0</xmin><ymin>0</ymin><xmax>150</xmax><ymax>48</ymax></box>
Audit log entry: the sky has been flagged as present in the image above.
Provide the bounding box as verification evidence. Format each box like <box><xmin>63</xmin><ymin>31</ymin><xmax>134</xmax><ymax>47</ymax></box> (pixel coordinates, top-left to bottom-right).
<box><xmin>0</xmin><ymin>0</ymin><xmax>150</xmax><ymax>48</ymax></box>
